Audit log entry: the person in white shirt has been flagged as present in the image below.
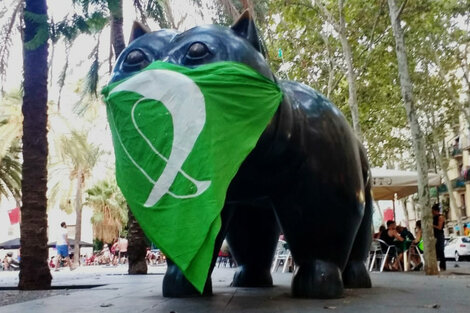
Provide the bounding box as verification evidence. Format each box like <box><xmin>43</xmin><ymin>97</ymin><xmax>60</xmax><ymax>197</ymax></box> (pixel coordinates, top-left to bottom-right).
<box><xmin>54</xmin><ymin>222</ymin><xmax>75</xmax><ymax>271</ymax></box>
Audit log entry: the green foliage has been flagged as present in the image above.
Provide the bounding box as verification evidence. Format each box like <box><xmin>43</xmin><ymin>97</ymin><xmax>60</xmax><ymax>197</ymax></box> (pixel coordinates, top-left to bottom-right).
<box><xmin>145</xmin><ymin>0</ymin><xmax>170</xmax><ymax>28</ymax></box>
<box><xmin>72</xmin><ymin>0</ymin><xmax>108</xmax><ymax>16</ymax></box>
<box><xmin>48</xmin><ymin>129</ymin><xmax>103</xmax><ymax>213</ymax></box>
<box><xmin>0</xmin><ymin>90</ymin><xmax>23</xmax><ymax>199</ymax></box>
<box><xmin>73</xmin><ymin>40</ymin><xmax>100</xmax><ymax>115</ymax></box>
<box><xmin>0</xmin><ymin>140</ymin><xmax>21</xmax><ymax>200</ymax></box>
<box><xmin>265</xmin><ymin>0</ymin><xmax>411</xmax><ymax>167</ymax></box>
<box><xmin>59</xmin><ymin>130</ymin><xmax>102</xmax><ymax>170</ymax></box>
<box><xmin>86</xmin><ymin>178</ymin><xmax>128</xmax><ymax>242</ymax></box>
<box><xmin>85</xmin><ymin>50</ymin><xmax>100</xmax><ymax>96</ymax></box>
<box><xmin>210</xmin><ymin>0</ymin><xmax>270</xmax><ymax>26</ymax></box>
<box><xmin>23</xmin><ymin>10</ymin><xmax>49</xmax><ymax>50</ymax></box>
<box><xmin>106</xmin><ymin>0</ymin><xmax>122</xmax><ymax>15</ymax></box>
<box><xmin>0</xmin><ymin>0</ymin><xmax>22</xmax><ymax>94</ymax></box>
<box><xmin>53</xmin><ymin>11</ymin><xmax>108</xmax><ymax>42</ymax></box>
<box><xmin>0</xmin><ymin>89</ymin><xmax>23</xmax><ymax>160</ymax></box>
<box><xmin>264</xmin><ymin>0</ymin><xmax>466</xmax><ymax>170</ymax></box>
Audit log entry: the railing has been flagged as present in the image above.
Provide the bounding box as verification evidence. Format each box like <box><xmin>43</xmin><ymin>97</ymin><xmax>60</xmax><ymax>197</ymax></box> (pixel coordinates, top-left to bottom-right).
<box><xmin>449</xmin><ymin>145</ymin><xmax>463</xmax><ymax>157</ymax></box>
<box><xmin>465</xmin><ymin>169</ymin><xmax>470</xmax><ymax>182</ymax></box>
<box><xmin>438</xmin><ymin>176</ymin><xmax>466</xmax><ymax>193</ymax></box>
<box><xmin>448</xmin><ymin>135</ymin><xmax>463</xmax><ymax>158</ymax></box>
<box><xmin>453</xmin><ymin>176</ymin><xmax>466</xmax><ymax>189</ymax></box>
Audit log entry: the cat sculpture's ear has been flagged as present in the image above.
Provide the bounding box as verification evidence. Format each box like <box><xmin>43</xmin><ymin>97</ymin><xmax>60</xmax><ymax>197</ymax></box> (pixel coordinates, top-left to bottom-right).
<box><xmin>231</xmin><ymin>10</ymin><xmax>266</xmax><ymax>57</ymax></box>
<box><xmin>129</xmin><ymin>21</ymin><xmax>151</xmax><ymax>44</ymax></box>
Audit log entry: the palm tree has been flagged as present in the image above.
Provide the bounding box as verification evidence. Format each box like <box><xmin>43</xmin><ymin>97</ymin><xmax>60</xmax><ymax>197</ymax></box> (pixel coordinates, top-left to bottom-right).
<box><xmin>19</xmin><ymin>0</ymin><xmax>51</xmax><ymax>290</ymax></box>
<box><xmin>85</xmin><ymin>179</ymin><xmax>128</xmax><ymax>243</ymax></box>
<box><xmin>0</xmin><ymin>90</ymin><xmax>23</xmax><ymax>201</ymax></box>
<box><xmin>50</xmin><ymin>130</ymin><xmax>102</xmax><ymax>265</ymax></box>
<box><xmin>0</xmin><ymin>140</ymin><xmax>21</xmax><ymax>201</ymax></box>
<box><xmin>0</xmin><ymin>0</ymin><xmax>23</xmax><ymax>96</ymax></box>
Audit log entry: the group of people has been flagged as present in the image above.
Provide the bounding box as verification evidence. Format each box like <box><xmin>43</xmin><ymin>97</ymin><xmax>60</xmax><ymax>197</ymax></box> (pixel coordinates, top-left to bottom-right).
<box><xmin>86</xmin><ymin>237</ymin><xmax>128</xmax><ymax>266</ymax></box>
<box><xmin>375</xmin><ymin>203</ymin><xmax>446</xmax><ymax>271</ymax></box>
<box><xmin>145</xmin><ymin>248</ymin><xmax>166</xmax><ymax>265</ymax></box>
<box><xmin>53</xmin><ymin>221</ymin><xmax>129</xmax><ymax>269</ymax></box>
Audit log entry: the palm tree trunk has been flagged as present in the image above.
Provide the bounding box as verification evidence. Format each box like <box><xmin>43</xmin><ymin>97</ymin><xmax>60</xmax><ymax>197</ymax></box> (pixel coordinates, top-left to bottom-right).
<box><xmin>19</xmin><ymin>0</ymin><xmax>52</xmax><ymax>290</ymax></box>
<box><xmin>387</xmin><ymin>0</ymin><xmax>437</xmax><ymax>275</ymax></box>
<box><xmin>110</xmin><ymin>0</ymin><xmax>125</xmax><ymax>58</ymax></box>
<box><xmin>73</xmin><ymin>170</ymin><xmax>83</xmax><ymax>265</ymax></box>
<box><xmin>127</xmin><ymin>208</ymin><xmax>147</xmax><ymax>274</ymax></box>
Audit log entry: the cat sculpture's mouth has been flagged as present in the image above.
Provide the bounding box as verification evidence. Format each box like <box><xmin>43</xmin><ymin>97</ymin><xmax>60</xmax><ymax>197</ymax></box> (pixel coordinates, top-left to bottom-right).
<box><xmin>107</xmin><ymin>67</ymin><xmax>211</xmax><ymax>207</ymax></box>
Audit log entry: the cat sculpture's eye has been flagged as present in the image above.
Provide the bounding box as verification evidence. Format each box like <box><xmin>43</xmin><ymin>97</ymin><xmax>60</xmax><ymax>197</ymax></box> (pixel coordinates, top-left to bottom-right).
<box><xmin>186</xmin><ymin>42</ymin><xmax>211</xmax><ymax>59</ymax></box>
<box><xmin>123</xmin><ymin>49</ymin><xmax>150</xmax><ymax>70</ymax></box>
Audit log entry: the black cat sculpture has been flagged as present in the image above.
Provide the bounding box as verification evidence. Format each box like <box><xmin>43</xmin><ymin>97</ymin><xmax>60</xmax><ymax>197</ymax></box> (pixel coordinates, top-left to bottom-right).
<box><xmin>110</xmin><ymin>12</ymin><xmax>373</xmax><ymax>299</ymax></box>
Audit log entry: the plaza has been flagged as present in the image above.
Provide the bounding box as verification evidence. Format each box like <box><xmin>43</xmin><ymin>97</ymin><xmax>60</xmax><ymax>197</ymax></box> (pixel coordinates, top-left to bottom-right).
<box><xmin>1</xmin><ymin>262</ymin><xmax>469</xmax><ymax>312</ymax></box>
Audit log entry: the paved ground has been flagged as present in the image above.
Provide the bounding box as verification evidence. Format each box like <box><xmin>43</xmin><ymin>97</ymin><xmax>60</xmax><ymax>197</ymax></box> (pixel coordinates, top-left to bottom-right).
<box><xmin>1</xmin><ymin>262</ymin><xmax>470</xmax><ymax>312</ymax></box>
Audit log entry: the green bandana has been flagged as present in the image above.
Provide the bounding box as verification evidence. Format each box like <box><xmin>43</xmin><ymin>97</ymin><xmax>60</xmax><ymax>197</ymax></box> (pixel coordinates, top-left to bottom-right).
<box><xmin>102</xmin><ymin>61</ymin><xmax>282</xmax><ymax>292</ymax></box>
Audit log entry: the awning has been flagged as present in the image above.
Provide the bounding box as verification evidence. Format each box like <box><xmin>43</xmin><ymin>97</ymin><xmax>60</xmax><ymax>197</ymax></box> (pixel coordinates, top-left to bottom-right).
<box><xmin>48</xmin><ymin>239</ymin><xmax>94</xmax><ymax>248</ymax></box>
<box><xmin>0</xmin><ymin>238</ymin><xmax>94</xmax><ymax>249</ymax></box>
<box><xmin>371</xmin><ymin>168</ymin><xmax>441</xmax><ymax>200</ymax></box>
<box><xmin>0</xmin><ymin>238</ymin><xmax>21</xmax><ymax>249</ymax></box>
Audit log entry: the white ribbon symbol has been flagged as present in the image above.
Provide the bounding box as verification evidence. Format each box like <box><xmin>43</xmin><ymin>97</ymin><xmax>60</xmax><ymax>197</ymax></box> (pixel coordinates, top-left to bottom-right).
<box><xmin>109</xmin><ymin>69</ymin><xmax>211</xmax><ymax>207</ymax></box>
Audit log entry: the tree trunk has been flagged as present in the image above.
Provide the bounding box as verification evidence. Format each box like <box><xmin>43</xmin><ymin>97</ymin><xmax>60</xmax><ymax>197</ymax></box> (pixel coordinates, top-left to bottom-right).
<box><xmin>374</xmin><ymin>200</ymin><xmax>385</xmax><ymax>225</ymax></box>
<box><xmin>434</xmin><ymin>50</ymin><xmax>470</xmax><ymax>128</ymax></box>
<box><xmin>73</xmin><ymin>170</ymin><xmax>83</xmax><ymax>265</ymax></box>
<box><xmin>241</xmin><ymin>0</ymin><xmax>255</xmax><ymax>19</ymax></box>
<box><xmin>312</xmin><ymin>0</ymin><xmax>362</xmax><ymax>141</ymax></box>
<box><xmin>387</xmin><ymin>0</ymin><xmax>437</xmax><ymax>275</ymax></box>
<box><xmin>19</xmin><ymin>0</ymin><xmax>52</xmax><ymax>290</ymax></box>
<box><xmin>108</xmin><ymin>0</ymin><xmax>147</xmax><ymax>275</ymax></box>
<box><xmin>110</xmin><ymin>0</ymin><xmax>125</xmax><ymax>58</ymax></box>
<box><xmin>127</xmin><ymin>208</ymin><xmax>147</xmax><ymax>274</ymax></box>
<box><xmin>433</xmin><ymin>144</ymin><xmax>463</xmax><ymax>233</ymax></box>
<box><xmin>411</xmin><ymin>197</ymin><xmax>418</xmax><ymax>221</ymax></box>
<box><xmin>338</xmin><ymin>11</ymin><xmax>362</xmax><ymax>141</ymax></box>
<box><xmin>400</xmin><ymin>198</ymin><xmax>410</xmax><ymax>227</ymax></box>
<box><xmin>222</xmin><ymin>0</ymin><xmax>241</xmax><ymax>21</ymax></box>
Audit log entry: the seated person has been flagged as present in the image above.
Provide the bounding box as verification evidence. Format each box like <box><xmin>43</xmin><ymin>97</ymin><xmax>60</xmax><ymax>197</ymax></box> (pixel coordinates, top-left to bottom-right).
<box><xmin>3</xmin><ymin>252</ymin><xmax>19</xmax><ymax>270</ymax></box>
<box><xmin>397</xmin><ymin>225</ymin><xmax>415</xmax><ymax>251</ymax></box>
<box><xmin>146</xmin><ymin>248</ymin><xmax>156</xmax><ymax>265</ymax></box>
<box><xmin>96</xmin><ymin>244</ymin><xmax>111</xmax><ymax>265</ymax></box>
<box><xmin>379</xmin><ymin>220</ymin><xmax>405</xmax><ymax>270</ymax></box>
<box><xmin>374</xmin><ymin>225</ymin><xmax>386</xmax><ymax>239</ymax></box>
<box><xmin>397</xmin><ymin>225</ymin><xmax>415</xmax><ymax>241</ymax></box>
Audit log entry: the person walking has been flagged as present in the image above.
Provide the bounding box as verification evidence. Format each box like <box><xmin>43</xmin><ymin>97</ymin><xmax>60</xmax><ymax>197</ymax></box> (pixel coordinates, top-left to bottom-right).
<box><xmin>464</xmin><ymin>224</ymin><xmax>470</xmax><ymax>236</ymax></box>
<box><xmin>432</xmin><ymin>204</ymin><xmax>446</xmax><ymax>271</ymax></box>
<box><xmin>54</xmin><ymin>222</ymin><xmax>76</xmax><ymax>271</ymax></box>
<box><xmin>118</xmin><ymin>235</ymin><xmax>128</xmax><ymax>264</ymax></box>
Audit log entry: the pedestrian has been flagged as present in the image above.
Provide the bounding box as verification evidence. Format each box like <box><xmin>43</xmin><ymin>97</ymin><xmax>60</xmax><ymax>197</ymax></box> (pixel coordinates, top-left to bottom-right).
<box><xmin>118</xmin><ymin>235</ymin><xmax>128</xmax><ymax>264</ymax></box>
<box><xmin>111</xmin><ymin>239</ymin><xmax>120</xmax><ymax>266</ymax></box>
<box><xmin>432</xmin><ymin>204</ymin><xmax>446</xmax><ymax>271</ymax></box>
<box><xmin>464</xmin><ymin>224</ymin><xmax>470</xmax><ymax>236</ymax></box>
<box><xmin>54</xmin><ymin>222</ymin><xmax>76</xmax><ymax>271</ymax></box>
